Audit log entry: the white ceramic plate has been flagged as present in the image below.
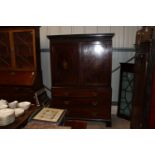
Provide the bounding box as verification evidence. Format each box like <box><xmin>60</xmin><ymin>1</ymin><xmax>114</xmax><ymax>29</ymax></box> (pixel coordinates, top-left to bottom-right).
<box><xmin>0</xmin><ymin>108</ymin><xmax>15</xmax><ymax>117</ymax></box>
<box><xmin>0</xmin><ymin>109</ymin><xmax>15</xmax><ymax>126</ymax></box>
<box><xmin>0</xmin><ymin>104</ymin><xmax>8</xmax><ymax>109</ymax></box>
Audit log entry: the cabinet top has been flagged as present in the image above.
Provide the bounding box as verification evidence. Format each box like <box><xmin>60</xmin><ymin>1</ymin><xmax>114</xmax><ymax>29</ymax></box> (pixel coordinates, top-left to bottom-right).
<box><xmin>47</xmin><ymin>33</ymin><xmax>114</xmax><ymax>40</ymax></box>
<box><xmin>0</xmin><ymin>26</ymin><xmax>40</xmax><ymax>31</ymax></box>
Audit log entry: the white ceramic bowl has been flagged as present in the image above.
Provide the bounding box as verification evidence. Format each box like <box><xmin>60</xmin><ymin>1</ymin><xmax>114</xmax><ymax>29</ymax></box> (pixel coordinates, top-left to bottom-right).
<box><xmin>0</xmin><ymin>99</ymin><xmax>8</xmax><ymax>105</ymax></box>
<box><xmin>8</xmin><ymin>101</ymin><xmax>18</xmax><ymax>109</ymax></box>
<box><xmin>14</xmin><ymin>108</ymin><xmax>25</xmax><ymax>117</ymax></box>
<box><xmin>17</xmin><ymin>101</ymin><xmax>31</xmax><ymax>110</ymax></box>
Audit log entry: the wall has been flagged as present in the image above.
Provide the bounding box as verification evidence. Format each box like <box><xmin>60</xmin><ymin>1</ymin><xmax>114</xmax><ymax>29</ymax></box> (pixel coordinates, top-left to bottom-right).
<box><xmin>40</xmin><ymin>26</ymin><xmax>141</xmax><ymax>102</ymax></box>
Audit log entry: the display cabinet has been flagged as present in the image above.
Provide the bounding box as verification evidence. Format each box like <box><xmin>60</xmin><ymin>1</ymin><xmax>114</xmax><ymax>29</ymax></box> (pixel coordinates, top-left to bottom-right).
<box><xmin>48</xmin><ymin>34</ymin><xmax>114</xmax><ymax>126</ymax></box>
<box><xmin>117</xmin><ymin>63</ymin><xmax>134</xmax><ymax>120</ymax></box>
<box><xmin>0</xmin><ymin>27</ymin><xmax>43</xmax><ymax>103</ymax></box>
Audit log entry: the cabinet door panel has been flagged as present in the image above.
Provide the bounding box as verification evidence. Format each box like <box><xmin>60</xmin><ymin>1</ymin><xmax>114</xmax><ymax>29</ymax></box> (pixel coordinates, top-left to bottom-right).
<box><xmin>0</xmin><ymin>32</ymin><xmax>12</xmax><ymax>69</ymax></box>
<box><xmin>51</xmin><ymin>42</ymin><xmax>79</xmax><ymax>86</ymax></box>
<box><xmin>80</xmin><ymin>41</ymin><xmax>112</xmax><ymax>86</ymax></box>
<box><xmin>13</xmin><ymin>30</ymin><xmax>35</xmax><ymax>70</ymax></box>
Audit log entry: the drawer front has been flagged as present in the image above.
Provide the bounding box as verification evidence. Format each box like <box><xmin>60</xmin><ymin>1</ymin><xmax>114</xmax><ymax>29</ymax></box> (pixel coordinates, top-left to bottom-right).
<box><xmin>0</xmin><ymin>71</ymin><xmax>35</xmax><ymax>86</ymax></box>
<box><xmin>51</xmin><ymin>98</ymin><xmax>111</xmax><ymax>119</ymax></box>
<box><xmin>52</xmin><ymin>87</ymin><xmax>111</xmax><ymax>97</ymax></box>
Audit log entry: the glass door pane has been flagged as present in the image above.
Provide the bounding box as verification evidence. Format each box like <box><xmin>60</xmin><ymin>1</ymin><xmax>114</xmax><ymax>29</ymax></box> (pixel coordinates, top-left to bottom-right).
<box><xmin>0</xmin><ymin>32</ymin><xmax>12</xmax><ymax>69</ymax></box>
<box><xmin>13</xmin><ymin>30</ymin><xmax>35</xmax><ymax>70</ymax></box>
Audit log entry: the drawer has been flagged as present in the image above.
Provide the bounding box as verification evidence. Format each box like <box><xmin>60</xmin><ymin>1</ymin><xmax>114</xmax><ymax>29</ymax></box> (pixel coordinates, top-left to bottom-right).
<box><xmin>52</xmin><ymin>97</ymin><xmax>111</xmax><ymax>107</ymax></box>
<box><xmin>51</xmin><ymin>98</ymin><xmax>111</xmax><ymax>119</ymax></box>
<box><xmin>0</xmin><ymin>71</ymin><xmax>35</xmax><ymax>86</ymax></box>
<box><xmin>68</xmin><ymin>108</ymin><xmax>111</xmax><ymax>120</ymax></box>
<box><xmin>52</xmin><ymin>87</ymin><xmax>111</xmax><ymax>97</ymax></box>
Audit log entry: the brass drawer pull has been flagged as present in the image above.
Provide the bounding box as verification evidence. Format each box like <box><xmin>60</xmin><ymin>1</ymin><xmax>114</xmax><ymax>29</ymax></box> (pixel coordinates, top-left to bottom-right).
<box><xmin>64</xmin><ymin>92</ymin><xmax>69</xmax><ymax>96</ymax></box>
<box><xmin>92</xmin><ymin>102</ymin><xmax>98</xmax><ymax>106</ymax></box>
<box><xmin>64</xmin><ymin>101</ymin><xmax>70</xmax><ymax>105</ymax></box>
<box><xmin>92</xmin><ymin>92</ymin><xmax>97</xmax><ymax>96</ymax></box>
<box><xmin>10</xmin><ymin>72</ymin><xmax>16</xmax><ymax>75</ymax></box>
<box><xmin>92</xmin><ymin>112</ymin><xmax>98</xmax><ymax>117</ymax></box>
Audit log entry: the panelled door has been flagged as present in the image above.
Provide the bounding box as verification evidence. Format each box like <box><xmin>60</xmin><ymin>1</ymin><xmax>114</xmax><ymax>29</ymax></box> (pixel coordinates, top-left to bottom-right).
<box><xmin>51</xmin><ymin>42</ymin><xmax>79</xmax><ymax>86</ymax></box>
<box><xmin>80</xmin><ymin>41</ymin><xmax>112</xmax><ymax>86</ymax></box>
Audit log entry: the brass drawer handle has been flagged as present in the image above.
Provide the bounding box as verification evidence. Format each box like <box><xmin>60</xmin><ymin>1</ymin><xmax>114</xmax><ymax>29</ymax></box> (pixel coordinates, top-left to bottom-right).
<box><xmin>10</xmin><ymin>72</ymin><xmax>16</xmax><ymax>75</ymax></box>
<box><xmin>63</xmin><ymin>60</ymin><xmax>68</xmax><ymax>70</ymax></box>
<box><xmin>64</xmin><ymin>92</ymin><xmax>69</xmax><ymax>96</ymax></box>
<box><xmin>64</xmin><ymin>101</ymin><xmax>70</xmax><ymax>105</ymax></box>
<box><xmin>92</xmin><ymin>102</ymin><xmax>98</xmax><ymax>106</ymax></box>
<box><xmin>92</xmin><ymin>112</ymin><xmax>98</xmax><ymax>117</ymax></box>
<box><xmin>92</xmin><ymin>92</ymin><xmax>97</xmax><ymax>96</ymax></box>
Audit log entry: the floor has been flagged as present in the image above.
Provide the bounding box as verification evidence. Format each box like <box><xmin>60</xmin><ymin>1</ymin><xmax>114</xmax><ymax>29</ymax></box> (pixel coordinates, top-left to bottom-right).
<box><xmin>87</xmin><ymin>115</ymin><xmax>130</xmax><ymax>129</ymax></box>
<box><xmin>87</xmin><ymin>105</ymin><xmax>130</xmax><ymax>129</ymax></box>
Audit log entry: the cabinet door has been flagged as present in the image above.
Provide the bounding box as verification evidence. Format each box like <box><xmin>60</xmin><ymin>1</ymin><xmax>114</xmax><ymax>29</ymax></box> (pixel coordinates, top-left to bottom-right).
<box><xmin>13</xmin><ymin>30</ymin><xmax>36</xmax><ymax>70</ymax></box>
<box><xmin>80</xmin><ymin>41</ymin><xmax>112</xmax><ymax>86</ymax></box>
<box><xmin>51</xmin><ymin>42</ymin><xmax>79</xmax><ymax>86</ymax></box>
<box><xmin>0</xmin><ymin>32</ymin><xmax>12</xmax><ymax>69</ymax></box>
